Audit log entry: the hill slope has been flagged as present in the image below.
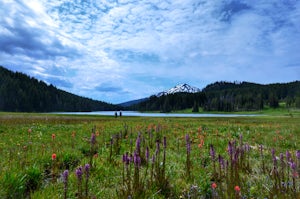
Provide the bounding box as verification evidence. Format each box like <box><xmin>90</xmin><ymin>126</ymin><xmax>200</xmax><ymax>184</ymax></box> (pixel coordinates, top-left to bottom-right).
<box><xmin>0</xmin><ymin>66</ymin><xmax>119</xmax><ymax>112</ymax></box>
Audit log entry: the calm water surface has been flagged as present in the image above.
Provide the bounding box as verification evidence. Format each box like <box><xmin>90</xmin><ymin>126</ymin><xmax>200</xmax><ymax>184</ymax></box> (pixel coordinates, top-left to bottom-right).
<box><xmin>53</xmin><ymin>111</ymin><xmax>261</xmax><ymax>117</ymax></box>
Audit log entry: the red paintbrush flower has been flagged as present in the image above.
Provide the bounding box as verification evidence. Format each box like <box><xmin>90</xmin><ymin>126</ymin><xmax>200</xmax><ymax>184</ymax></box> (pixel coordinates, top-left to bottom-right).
<box><xmin>211</xmin><ymin>182</ymin><xmax>217</xmax><ymax>189</ymax></box>
<box><xmin>52</xmin><ymin>153</ymin><xmax>57</xmax><ymax>160</ymax></box>
<box><xmin>234</xmin><ymin>185</ymin><xmax>241</xmax><ymax>192</ymax></box>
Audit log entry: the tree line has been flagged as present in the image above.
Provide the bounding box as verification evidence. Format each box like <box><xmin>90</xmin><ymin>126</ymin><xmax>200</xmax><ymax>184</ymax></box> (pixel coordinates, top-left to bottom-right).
<box><xmin>0</xmin><ymin>66</ymin><xmax>119</xmax><ymax>112</ymax></box>
<box><xmin>130</xmin><ymin>81</ymin><xmax>300</xmax><ymax>112</ymax></box>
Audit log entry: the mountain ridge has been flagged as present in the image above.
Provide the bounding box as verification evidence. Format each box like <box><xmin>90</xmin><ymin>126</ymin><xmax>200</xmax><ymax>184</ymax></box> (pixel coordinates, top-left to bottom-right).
<box><xmin>156</xmin><ymin>83</ymin><xmax>201</xmax><ymax>97</ymax></box>
<box><xmin>119</xmin><ymin>83</ymin><xmax>201</xmax><ymax>107</ymax></box>
<box><xmin>129</xmin><ymin>80</ymin><xmax>300</xmax><ymax>112</ymax></box>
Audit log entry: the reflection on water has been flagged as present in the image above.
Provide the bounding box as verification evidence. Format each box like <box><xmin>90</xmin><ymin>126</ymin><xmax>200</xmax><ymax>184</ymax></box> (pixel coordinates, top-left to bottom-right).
<box><xmin>53</xmin><ymin>111</ymin><xmax>261</xmax><ymax>117</ymax></box>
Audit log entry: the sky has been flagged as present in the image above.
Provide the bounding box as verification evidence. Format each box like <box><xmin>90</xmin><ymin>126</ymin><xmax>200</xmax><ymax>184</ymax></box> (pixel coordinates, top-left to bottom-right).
<box><xmin>1</xmin><ymin>0</ymin><xmax>300</xmax><ymax>104</ymax></box>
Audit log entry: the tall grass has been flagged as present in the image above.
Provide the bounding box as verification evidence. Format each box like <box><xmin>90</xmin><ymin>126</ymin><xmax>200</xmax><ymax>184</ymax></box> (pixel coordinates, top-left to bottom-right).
<box><xmin>0</xmin><ymin>114</ymin><xmax>299</xmax><ymax>198</ymax></box>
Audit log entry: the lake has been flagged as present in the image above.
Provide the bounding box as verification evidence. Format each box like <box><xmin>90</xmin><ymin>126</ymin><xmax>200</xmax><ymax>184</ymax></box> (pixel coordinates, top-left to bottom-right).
<box><xmin>53</xmin><ymin>111</ymin><xmax>261</xmax><ymax>117</ymax></box>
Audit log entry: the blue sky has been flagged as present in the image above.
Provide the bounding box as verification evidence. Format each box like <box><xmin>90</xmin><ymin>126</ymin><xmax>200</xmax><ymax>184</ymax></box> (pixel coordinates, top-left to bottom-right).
<box><xmin>1</xmin><ymin>0</ymin><xmax>299</xmax><ymax>104</ymax></box>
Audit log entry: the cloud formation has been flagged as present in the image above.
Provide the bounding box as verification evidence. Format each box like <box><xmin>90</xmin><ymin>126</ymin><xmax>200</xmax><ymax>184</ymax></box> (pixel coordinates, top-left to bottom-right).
<box><xmin>1</xmin><ymin>0</ymin><xmax>299</xmax><ymax>103</ymax></box>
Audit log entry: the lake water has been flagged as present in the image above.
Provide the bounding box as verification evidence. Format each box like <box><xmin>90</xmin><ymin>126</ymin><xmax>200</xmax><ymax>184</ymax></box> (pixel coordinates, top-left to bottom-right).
<box><xmin>53</xmin><ymin>111</ymin><xmax>261</xmax><ymax>117</ymax></box>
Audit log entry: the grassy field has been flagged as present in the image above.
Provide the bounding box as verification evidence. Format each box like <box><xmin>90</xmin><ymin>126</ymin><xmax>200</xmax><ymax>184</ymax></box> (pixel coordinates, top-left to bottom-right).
<box><xmin>0</xmin><ymin>112</ymin><xmax>299</xmax><ymax>198</ymax></box>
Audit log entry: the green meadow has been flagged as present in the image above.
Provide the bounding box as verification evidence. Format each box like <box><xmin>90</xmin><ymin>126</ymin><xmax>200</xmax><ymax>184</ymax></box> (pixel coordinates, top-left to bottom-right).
<box><xmin>0</xmin><ymin>112</ymin><xmax>299</xmax><ymax>198</ymax></box>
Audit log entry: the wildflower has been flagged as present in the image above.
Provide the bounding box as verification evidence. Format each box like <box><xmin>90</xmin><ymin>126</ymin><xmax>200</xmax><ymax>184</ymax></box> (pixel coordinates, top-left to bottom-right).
<box><xmin>63</xmin><ymin>170</ymin><xmax>69</xmax><ymax>183</ymax></box>
<box><xmin>72</xmin><ymin>131</ymin><xmax>76</xmax><ymax>138</ymax></box>
<box><xmin>63</xmin><ymin>170</ymin><xmax>69</xmax><ymax>199</ymax></box>
<box><xmin>84</xmin><ymin>164</ymin><xmax>90</xmax><ymax>178</ymax></box>
<box><xmin>198</xmin><ymin>137</ymin><xmax>204</xmax><ymax>148</ymax></box>
<box><xmin>136</xmin><ymin>135</ymin><xmax>141</xmax><ymax>152</ymax></box>
<box><xmin>211</xmin><ymin>182</ymin><xmax>217</xmax><ymax>189</ymax></box>
<box><xmin>90</xmin><ymin>133</ymin><xmax>96</xmax><ymax>145</ymax></box>
<box><xmin>93</xmin><ymin>153</ymin><xmax>98</xmax><ymax>158</ymax></box>
<box><xmin>152</xmin><ymin>154</ymin><xmax>155</xmax><ymax>164</ymax></box>
<box><xmin>52</xmin><ymin>153</ymin><xmax>57</xmax><ymax>160</ymax></box>
<box><xmin>84</xmin><ymin>164</ymin><xmax>90</xmax><ymax>197</ymax></box>
<box><xmin>185</xmin><ymin>134</ymin><xmax>191</xmax><ymax>154</ymax></box>
<box><xmin>155</xmin><ymin>139</ymin><xmax>160</xmax><ymax>156</ymax></box>
<box><xmin>146</xmin><ymin>147</ymin><xmax>149</xmax><ymax>162</ymax></box>
<box><xmin>271</xmin><ymin>148</ymin><xmax>275</xmax><ymax>157</ymax></box>
<box><xmin>52</xmin><ymin>133</ymin><xmax>56</xmax><ymax>140</ymax></box>
<box><xmin>122</xmin><ymin>153</ymin><xmax>127</xmax><ymax>163</ymax></box>
<box><xmin>75</xmin><ymin>166</ymin><xmax>83</xmax><ymax>197</ymax></box>
<box><xmin>228</xmin><ymin>141</ymin><xmax>234</xmax><ymax>157</ymax></box>
<box><xmin>163</xmin><ymin>136</ymin><xmax>167</xmax><ymax>148</ymax></box>
<box><xmin>290</xmin><ymin>161</ymin><xmax>296</xmax><ymax>171</ymax></box>
<box><xmin>133</xmin><ymin>151</ymin><xmax>141</xmax><ymax>167</ymax></box>
<box><xmin>210</xmin><ymin>144</ymin><xmax>215</xmax><ymax>160</ymax></box>
<box><xmin>75</xmin><ymin>166</ymin><xmax>83</xmax><ymax>181</ymax></box>
<box><xmin>28</xmin><ymin>128</ymin><xmax>32</xmax><ymax>133</ymax></box>
<box><xmin>271</xmin><ymin>148</ymin><xmax>277</xmax><ymax>166</ymax></box>
<box><xmin>218</xmin><ymin>155</ymin><xmax>225</xmax><ymax>169</ymax></box>
<box><xmin>280</xmin><ymin>153</ymin><xmax>284</xmax><ymax>162</ymax></box>
<box><xmin>286</xmin><ymin>150</ymin><xmax>291</xmax><ymax>162</ymax></box>
<box><xmin>234</xmin><ymin>185</ymin><xmax>241</xmax><ymax>192</ymax></box>
<box><xmin>244</xmin><ymin>143</ymin><xmax>250</xmax><ymax>152</ymax></box>
<box><xmin>296</xmin><ymin>150</ymin><xmax>300</xmax><ymax>160</ymax></box>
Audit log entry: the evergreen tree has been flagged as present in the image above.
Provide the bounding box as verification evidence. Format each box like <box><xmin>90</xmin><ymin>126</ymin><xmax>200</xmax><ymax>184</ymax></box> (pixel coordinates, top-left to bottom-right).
<box><xmin>192</xmin><ymin>101</ymin><xmax>199</xmax><ymax>112</ymax></box>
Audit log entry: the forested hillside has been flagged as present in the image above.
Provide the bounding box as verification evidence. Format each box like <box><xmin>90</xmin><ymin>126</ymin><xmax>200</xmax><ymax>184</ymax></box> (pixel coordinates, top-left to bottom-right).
<box><xmin>0</xmin><ymin>66</ymin><xmax>119</xmax><ymax>112</ymax></box>
<box><xmin>131</xmin><ymin>81</ymin><xmax>300</xmax><ymax>112</ymax></box>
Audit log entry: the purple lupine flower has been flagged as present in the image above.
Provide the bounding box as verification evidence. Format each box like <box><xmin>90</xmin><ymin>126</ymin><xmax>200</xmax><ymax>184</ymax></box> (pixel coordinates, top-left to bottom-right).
<box><xmin>155</xmin><ymin>139</ymin><xmax>160</xmax><ymax>156</ymax></box>
<box><xmin>244</xmin><ymin>143</ymin><xmax>250</xmax><ymax>152</ymax></box>
<box><xmin>146</xmin><ymin>147</ymin><xmax>149</xmax><ymax>162</ymax></box>
<box><xmin>271</xmin><ymin>148</ymin><xmax>275</xmax><ymax>157</ymax></box>
<box><xmin>273</xmin><ymin>155</ymin><xmax>277</xmax><ymax>167</ymax></box>
<box><xmin>129</xmin><ymin>154</ymin><xmax>133</xmax><ymax>163</ymax></box>
<box><xmin>228</xmin><ymin>141</ymin><xmax>233</xmax><ymax>157</ymax></box>
<box><xmin>233</xmin><ymin>148</ymin><xmax>240</xmax><ymax>164</ymax></box>
<box><xmin>163</xmin><ymin>136</ymin><xmax>167</xmax><ymax>148</ymax></box>
<box><xmin>122</xmin><ymin>154</ymin><xmax>127</xmax><ymax>163</ymax></box>
<box><xmin>185</xmin><ymin>134</ymin><xmax>189</xmax><ymax>143</ymax></box>
<box><xmin>134</xmin><ymin>152</ymin><xmax>141</xmax><ymax>167</ymax></box>
<box><xmin>152</xmin><ymin>154</ymin><xmax>155</xmax><ymax>164</ymax></box>
<box><xmin>286</xmin><ymin>150</ymin><xmax>291</xmax><ymax>162</ymax></box>
<box><xmin>84</xmin><ymin>164</ymin><xmax>90</xmax><ymax>178</ymax></box>
<box><xmin>90</xmin><ymin>133</ymin><xmax>96</xmax><ymax>145</ymax></box>
<box><xmin>226</xmin><ymin>160</ymin><xmax>229</xmax><ymax>168</ymax></box>
<box><xmin>136</xmin><ymin>136</ymin><xmax>141</xmax><ymax>152</ymax></box>
<box><xmin>133</xmin><ymin>151</ymin><xmax>138</xmax><ymax>165</ymax></box>
<box><xmin>271</xmin><ymin>148</ymin><xmax>276</xmax><ymax>165</ymax></box>
<box><xmin>63</xmin><ymin>169</ymin><xmax>69</xmax><ymax>199</ymax></box>
<box><xmin>75</xmin><ymin>166</ymin><xmax>83</xmax><ymax>181</ymax></box>
<box><xmin>63</xmin><ymin>170</ymin><xmax>69</xmax><ymax>183</ymax></box>
<box><xmin>218</xmin><ymin>155</ymin><xmax>225</xmax><ymax>169</ymax></box>
<box><xmin>210</xmin><ymin>144</ymin><xmax>215</xmax><ymax>160</ymax></box>
<box><xmin>296</xmin><ymin>150</ymin><xmax>300</xmax><ymax>160</ymax></box>
<box><xmin>280</xmin><ymin>153</ymin><xmax>284</xmax><ymax>162</ymax></box>
<box><xmin>290</xmin><ymin>161</ymin><xmax>296</xmax><ymax>170</ymax></box>
<box><xmin>124</xmin><ymin>152</ymin><xmax>130</xmax><ymax>165</ymax></box>
<box><xmin>185</xmin><ymin>134</ymin><xmax>191</xmax><ymax>154</ymax></box>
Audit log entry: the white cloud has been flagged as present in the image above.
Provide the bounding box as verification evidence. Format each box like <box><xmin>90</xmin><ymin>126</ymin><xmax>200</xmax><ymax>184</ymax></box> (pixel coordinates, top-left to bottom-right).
<box><xmin>0</xmin><ymin>0</ymin><xmax>299</xmax><ymax>103</ymax></box>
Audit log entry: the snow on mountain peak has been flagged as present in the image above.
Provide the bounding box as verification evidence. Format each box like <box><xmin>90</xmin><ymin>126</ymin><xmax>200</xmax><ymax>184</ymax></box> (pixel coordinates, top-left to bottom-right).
<box><xmin>156</xmin><ymin>83</ymin><xmax>201</xmax><ymax>97</ymax></box>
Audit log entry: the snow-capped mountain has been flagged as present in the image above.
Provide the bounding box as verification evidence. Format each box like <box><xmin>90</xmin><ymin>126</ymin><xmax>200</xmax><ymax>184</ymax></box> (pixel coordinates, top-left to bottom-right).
<box><xmin>156</xmin><ymin>83</ymin><xmax>201</xmax><ymax>97</ymax></box>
